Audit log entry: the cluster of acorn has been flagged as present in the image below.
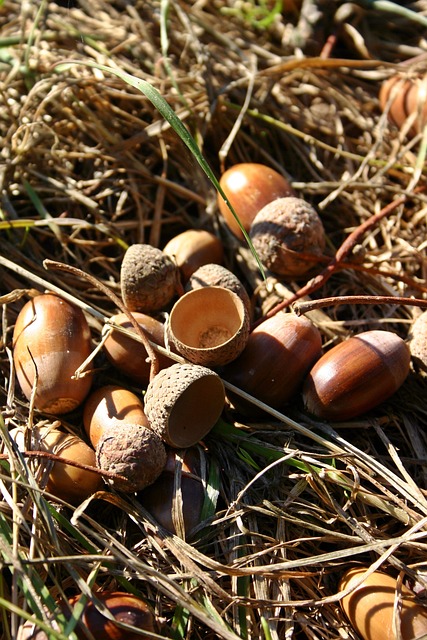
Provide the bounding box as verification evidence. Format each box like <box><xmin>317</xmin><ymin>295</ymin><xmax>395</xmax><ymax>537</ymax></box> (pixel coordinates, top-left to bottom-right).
<box><xmin>7</xmin><ymin>158</ymin><xmax>427</xmax><ymax>639</ymax></box>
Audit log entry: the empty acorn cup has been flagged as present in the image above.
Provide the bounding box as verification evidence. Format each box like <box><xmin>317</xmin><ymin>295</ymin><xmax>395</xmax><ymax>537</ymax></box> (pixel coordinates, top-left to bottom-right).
<box><xmin>167</xmin><ymin>286</ymin><xmax>250</xmax><ymax>367</ymax></box>
<box><xmin>144</xmin><ymin>362</ymin><xmax>225</xmax><ymax>448</ymax></box>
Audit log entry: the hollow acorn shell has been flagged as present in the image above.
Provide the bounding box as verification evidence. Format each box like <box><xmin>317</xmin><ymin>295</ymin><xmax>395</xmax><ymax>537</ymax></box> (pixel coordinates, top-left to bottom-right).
<box><xmin>339</xmin><ymin>567</ymin><xmax>427</xmax><ymax>640</ymax></box>
<box><xmin>186</xmin><ymin>263</ymin><xmax>251</xmax><ymax>317</ymax></box>
<box><xmin>103</xmin><ymin>312</ymin><xmax>172</xmax><ymax>385</ymax></box>
<box><xmin>302</xmin><ymin>330</ymin><xmax>410</xmax><ymax>421</ymax></box>
<box><xmin>217</xmin><ymin>163</ymin><xmax>295</xmax><ymax>240</ymax></box>
<box><xmin>144</xmin><ymin>363</ymin><xmax>225</xmax><ymax>448</ymax></box>
<box><xmin>12</xmin><ymin>293</ymin><xmax>93</xmax><ymax>414</ymax></box>
<box><xmin>167</xmin><ymin>286</ymin><xmax>250</xmax><ymax>367</ymax></box>
<box><xmin>223</xmin><ymin>312</ymin><xmax>322</xmax><ymax>413</ymax></box>
<box><xmin>163</xmin><ymin>229</ymin><xmax>224</xmax><ymax>283</ymax></box>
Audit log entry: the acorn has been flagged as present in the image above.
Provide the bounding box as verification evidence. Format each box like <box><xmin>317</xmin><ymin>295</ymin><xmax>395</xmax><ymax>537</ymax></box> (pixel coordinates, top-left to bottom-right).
<box><xmin>167</xmin><ymin>286</ymin><xmax>250</xmax><ymax>367</ymax></box>
<box><xmin>144</xmin><ymin>363</ymin><xmax>225</xmax><ymax>448</ymax></box>
<box><xmin>163</xmin><ymin>229</ymin><xmax>224</xmax><ymax>283</ymax></box>
<box><xmin>249</xmin><ymin>197</ymin><xmax>326</xmax><ymax>278</ymax></box>
<box><xmin>217</xmin><ymin>162</ymin><xmax>295</xmax><ymax>240</ymax></box>
<box><xmin>379</xmin><ymin>73</ymin><xmax>427</xmax><ymax>137</ymax></box>
<box><xmin>223</xmin><ymin>312</ymin><xmax>322</xmax><ymax>414</ymax></box>
<box><xmin>408</xmin><ymin>310</ymin><xmax>427</xmax><ymax>373</ymax></box>
<box><xmin>302</xmin><ymin>329</ymin><xmax>411</xmax><ymax>421</ymax></box>
<box><xmin>186</xmin><ymin>263</ymin><xmax>251</xmax><ymax>316</ymax></box>
<box><xmin>339</xmin><ymin>567</ymin><xmax>427</xmax><ymax>640</ymax></box>
<box><xmin>103</xmin><ymin>312</ymin><xmax>173</xmax><ymax>385</ymax></box>
<box><xmin>120</xmin><ymin>243</ymin><xmax>180</xmax><ymax>313</ymax></box>
<box><xmin>12</xmin><ymin>293</ymin><xmax>93</xmax><ymax>414</ymax></box>
<box><xmin>84</xmin><ymin>386</ymin><xmax>167</xmax><ymax>492</ymax></box>
<box><xmin>7</xmin><ymin>426</ymin><xmax>102</xmax><ymax>505</ymax></box>
<box><xmin>139</xmin><ymin>446</ymin><xmax>205</xmax><ymax>539</ymax></box>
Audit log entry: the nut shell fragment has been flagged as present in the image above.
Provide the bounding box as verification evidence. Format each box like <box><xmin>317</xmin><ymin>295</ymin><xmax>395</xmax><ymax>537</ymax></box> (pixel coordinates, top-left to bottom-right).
<box><xmin>144</xmin><ymin>363</ymin><xmax>225</xmax><ymax>448</ymax></box>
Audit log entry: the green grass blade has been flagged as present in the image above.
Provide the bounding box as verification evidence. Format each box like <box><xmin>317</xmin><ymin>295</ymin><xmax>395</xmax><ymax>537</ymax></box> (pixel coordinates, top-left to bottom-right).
<box><xmin>53</xmin><ymin>59</ymin><xmax>265</xmax><ymax>278</ymax></box>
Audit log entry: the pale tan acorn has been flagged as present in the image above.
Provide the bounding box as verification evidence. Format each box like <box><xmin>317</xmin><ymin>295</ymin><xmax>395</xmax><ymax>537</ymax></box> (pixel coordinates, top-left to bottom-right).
<box><xmin>217</xmin><ymin>162</ymin><xmax>295</xmax><ymax>240</ymax></box>
<box><xmin>163</xmin><ymin>228</ymin><xmax>224</xmax><ymax>283</ymax></box>
<box><xmin>249</xmin><ymin>197</ymin><xmax>326</xmax><ymax>278</ymax></box>
<box><xmin>13</xmin><ymin>293</ymin><xmax>93</xmax><ymax>414</ymax></box>
<box><xmin>302</xmin><ymin>329</ymin><xmax>411</xmax><ymax>421</ymax></box>
<box><xmin>408</xmin><ymin>310</ymin><xmax>427</xmax><ymax>373</ymax></box>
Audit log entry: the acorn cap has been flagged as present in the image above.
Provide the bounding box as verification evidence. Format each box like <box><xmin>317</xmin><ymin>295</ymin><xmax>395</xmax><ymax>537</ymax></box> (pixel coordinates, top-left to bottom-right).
<box><xmin>186</xmin><ymin>263</ymin><xmax>251</xmax><ymax>315</ymax></box>
<box><xmin>144</xmin><ymin>363</ymin><xmax>225</xmax><ymax>448</ymax></box>
<box><xmin>120</xmin><ymin>243</ymin><xmax>179</xmax><ymax>313</ymax></box>
<box><xmin>96</xmin><ymin>423</ymin><xmax>167</xmax><ymax>492</ymax></box>
<box><xmin>249</xmin><ymin>197</ymin><xmax>326</xmax><ymax>278</ymax></box>
<box><xmin>167</xmin><ymin>286</ymin><xmax>250</xmax><ymax>367</ymax></box>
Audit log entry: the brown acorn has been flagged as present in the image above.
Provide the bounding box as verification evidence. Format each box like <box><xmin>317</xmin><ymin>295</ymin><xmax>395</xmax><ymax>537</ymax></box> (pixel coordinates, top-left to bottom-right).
<box><xmin>223</xmin><ymin>312</ymin><xmax>322</xmax><ymax>414</ymax></box>
<box><xmin>249</xmin><ymin>197</ymin><xmax>326</xmax><ymax>278</ymax></box>
<box><xmin>13</xmin><ymin>293</ymin><xmax>93</xmax><ymax>414</ymax></box>
<box><xmin>302</xmin><ymin>329</ymin><xmax>411</xmax><ymax>421</ymax></box>
<box><xmin>379</xmin><ymin>73</ymin><xmax>427</xmax><ymax>137</ymax></box>
<box><xmin>339</xmin><ymin>567</ymin><xmax>427</xmax><ymax>640</ymax></box>
<box><xmin>144</xmin><ymin>363</ymin><xmax>225</xmax><ymax>448</ymax></box>
<box><xmin>167</xmin><ymin>286</ymin><xmax>250</xmax><ymax>368</ymax></box>
<box><xmin>83</xmin><ymin>386</ymin><xmax>166</xmax><ymax>492</ymax></box>
<box><xmin>103</xmin><ymin>312</ymin><xmax>173</xmax><ymax>385</ymax></box>
<box><xmin>217</xmin><ymin>163</ymin><xmax>295</xmax><ymax>240</ymax></box>
<box><xmin>139</xmin><ymin>447</ymin><xmax>205</xmax><ymax>539</ymax></box>
<box><xmin>120</xmin><ymin>243</ymin><xmax>180</xmax><ymax>313</ymax></box>
<box><xmin>163</xmin><ymin>229</ymin><xmax>224</xmax><ymax>283</ymax></box>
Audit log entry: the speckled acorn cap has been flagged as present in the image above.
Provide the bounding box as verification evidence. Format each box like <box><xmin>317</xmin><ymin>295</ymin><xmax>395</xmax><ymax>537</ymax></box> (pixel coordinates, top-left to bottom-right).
<box><xmin>120</xmin><ymin>243</ymin><xmax>180</xmax><ymax>313</ymax></box>
<box><xmin>96</xmin><ymin>423</ymin><xmax>167</xmax><ymax>492</ymax></box>
<box><xmin>167</xmin><ymin>286</ymin><xmax>250</xmax><ymax>367</ymax></box>
<box><xmin>144</xmin><ymin>362</ymin><xmax>225</xmax><ymax>448</ymax></box>
<box><xmin>249</xmin><ymin>197</ymin><xmax>326</xmax><ymax>278</ymax></box>
<box><xmin>185</xmin><ymin>263</ymin><xmax>251</xmax><ymax>316</ymax></box>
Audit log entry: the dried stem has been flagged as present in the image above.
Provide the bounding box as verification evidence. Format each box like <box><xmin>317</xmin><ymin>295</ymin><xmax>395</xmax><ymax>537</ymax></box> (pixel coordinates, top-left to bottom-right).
<box><xmin>294</xmin><ymin>295</ymin><xmax>427</xmax><ymax>315</ymax></box>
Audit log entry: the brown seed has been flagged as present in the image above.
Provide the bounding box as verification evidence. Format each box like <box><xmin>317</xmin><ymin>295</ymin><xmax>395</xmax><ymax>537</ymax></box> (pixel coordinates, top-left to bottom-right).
<box><xmin>339</xmin><ymin>567</ymin><xmax>427</xmax><ymax>640</ymax></box>
<box><xmin>144</xmin><ymin>363</ymin><xmax>225</xmax><ymax>448</ymax></box>
<box><xmin>120</xmin><ymin>243</ymin><xmax>180</xmax><ymax>313</ymax></box>
<box><xmin>249</xmin><ymin>197</ymin><xmax>326</xmax><ymax>278</ymax></box>
<box><xmin>167</xmin><ymin>286</ymin><xmax>250</xmax><ymax>367</ymax></box>
<box><xmin>223</xmin><ymin>312</ymin><xmax>322</xmax><ymax>414</ymax></box>
<box><xmin>217</xmin><ymin>163</ymin><xmax>295</xmax><ymax>240</ymax></box>
<box><xmin>302</xmin><ymin>330</ymin><xmax>410</xmax><ymax>421</ymax></box>
<box><xmin>379</xmin><ymin>73</ymin><xmax>427</xmax><ymax>137</ymax></box>
<box><xmin>103</xmin><ymin>312</ymin><xmax>173</xmax><ymax>385</ymax></box>
<box><xmin>83</xmin><ymin>385</ymin><xmax>149</xmax><ymax>448</ymax></box>
<box><xmin>163</xmin><ymin>229</ymin><xmax>224</xmax><ymax>283</ymax></box>
<box><xmin>12</xmin><ymin>293</ymin><xmax>93</xmax><ymax>414</ymax></box>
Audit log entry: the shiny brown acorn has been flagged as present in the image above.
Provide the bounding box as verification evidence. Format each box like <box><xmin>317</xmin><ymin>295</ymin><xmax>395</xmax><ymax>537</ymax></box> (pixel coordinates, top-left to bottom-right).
<box><xmin>144</xmin><ymin>362</ymin><xmax>225</xmax><ymax>448</ymax></box>
<box><xmin>249</xmin><ymin>197</ymin><xmax>326</xmax><ymax>278</ymax></box>
<box><xmin>302</xmin><ymin>329</ymin><xmax>411</xmax><ymax>421</ymax></box>
<box><xmin>83</xmin><ymin>385</ymin><xmax>166</xmax><ymax>492</ymax></box>
<box><xmin>7</xmin><ymin>426</ymin><xmax>102</xmax><ymax>504</ymax></box>
<box><xmin>163</xmin><ymin>228</ymin><xmax>224</xmax><ymax>283</ymax></box>
<box><xmin>139</xmin><ymin>447</ymin><xmax>205</xmax><ymax>539</ymax></box>
<box><xmin>339</xmin><ymin>567</ymin><xmax>427</xmax><ymax>640</ymax></box>
<box><xmin>379</xmin><ymin>73</ymin><xmax>427</xmax><ymax>137</ymax></box>
<box><xmin>103</xmin><ymin>312</ymin><xmax>173</xmax><ymax>385</ymax></box>
<box><xmin>167</xmin><ymin>286</ymin><xmax>250</xmax><ymax>368</ymax></box>
<box><xmin>217</xmin><ymin>162</ymin><xmax>295</xmax><ymax>240</ymax></box>
<box><xmin>13</xmin><ymin>293</ymin><xmax>93</xmax><ymax>414</ymax></box>
<box><xmin>120</xmin><ymin>243</ymin><xmax>180</xmax><ymax>313</ymax></box>
<box><xmin>223</xmin><ymin>312</ymin><xmax>322</xmax><ymax>414</ymax></box>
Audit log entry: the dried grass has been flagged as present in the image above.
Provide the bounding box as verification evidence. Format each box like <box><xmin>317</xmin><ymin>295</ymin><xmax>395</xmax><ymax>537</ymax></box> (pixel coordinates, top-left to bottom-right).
<box><xmin>1</xmin><ymin>0</ymin><xmax>427</xmax><ymax>638</ymax></box>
